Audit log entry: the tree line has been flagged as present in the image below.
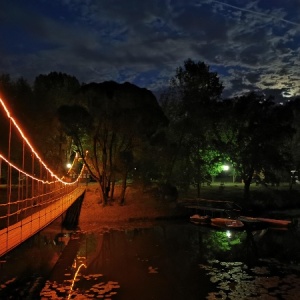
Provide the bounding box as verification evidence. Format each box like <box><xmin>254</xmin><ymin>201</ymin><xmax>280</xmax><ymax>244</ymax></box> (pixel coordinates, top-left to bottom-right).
<box><xmin>1</xmin><ymin>59</ymin><xmax>300</xmax><ymax>205</ymax></box>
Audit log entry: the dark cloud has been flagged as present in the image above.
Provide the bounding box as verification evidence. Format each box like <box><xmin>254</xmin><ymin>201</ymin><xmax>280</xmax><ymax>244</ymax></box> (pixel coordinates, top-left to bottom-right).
<box><xmin>1</xmin><ymin>0</ymin><xmax>300</xmax><ymax>101</ymax></box>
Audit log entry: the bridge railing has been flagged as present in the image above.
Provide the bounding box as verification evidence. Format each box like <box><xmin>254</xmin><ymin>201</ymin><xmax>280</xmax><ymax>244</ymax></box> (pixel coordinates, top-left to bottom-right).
<box><xmin>0</xmin><ymin>96</ymin><xmax>89</xmax><ymax>256</ymax></box>
<box><xmin>0</xmin><ymin>185</ymin><xmax>86</xmax><ymax>257</ymax></box>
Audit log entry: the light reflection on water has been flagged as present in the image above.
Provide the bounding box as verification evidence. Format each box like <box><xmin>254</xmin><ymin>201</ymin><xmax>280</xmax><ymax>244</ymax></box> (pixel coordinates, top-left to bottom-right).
<box><xmin>1</xmin><ymin>221</ymin><xmax>300</xmax><ymax>299</ymax></box>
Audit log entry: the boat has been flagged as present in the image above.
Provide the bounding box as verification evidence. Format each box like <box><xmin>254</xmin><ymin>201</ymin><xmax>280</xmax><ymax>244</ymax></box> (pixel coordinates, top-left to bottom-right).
<box><xmin>190</xmin><ymin>214</ymin><xmax>211</xmax><ymax>225</ymax></box>
<box><xmin>210</xmin><ymin>217</ymin><xmax>244</xmax><ymax>228</ymax></box>
<box><xmin>237</xmin><ymin>216</ymin><xmax>269</xmax><ymax>230</ymax></box>
<box><xmin>238</xmin><ymin>216</ymin><xmax>292</xmax><ymax>229</ymax></box>
<box><xmin>188</xmin><ymin>199</ymin><xmax>243</xmax><ymax>229</ymax></box>
<box><xmin>187</xmin><ymin>198</ymin><xmax>292</xmax><ymax>231</ymax></box>
<box><xmin>255</xmin><ymin>217</ymin><xmax>292</xmax><ymax>228</ymax></box>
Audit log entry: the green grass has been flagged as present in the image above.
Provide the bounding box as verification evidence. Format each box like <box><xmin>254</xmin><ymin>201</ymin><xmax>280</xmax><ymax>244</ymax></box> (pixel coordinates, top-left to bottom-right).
<box><xmin>180</xmin><ymin>182</ymin><xmax>300</xmax><ymax>211</ymax></box>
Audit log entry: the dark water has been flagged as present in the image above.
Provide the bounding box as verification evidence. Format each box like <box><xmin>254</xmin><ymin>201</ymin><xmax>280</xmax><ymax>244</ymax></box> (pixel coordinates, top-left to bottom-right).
<box><xmin>1</xmin><ymin>219</ymin><xmax>300</xmax><ymax>299</ymax></box>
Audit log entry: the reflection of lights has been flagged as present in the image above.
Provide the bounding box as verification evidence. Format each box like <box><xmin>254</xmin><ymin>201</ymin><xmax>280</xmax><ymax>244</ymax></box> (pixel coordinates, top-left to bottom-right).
<box><xmin>67</xmin><ymin>163</ymin><xmax>72</xmax><ymax>169</ymax></box>
<box><xmin>68</xmin><ymin>263</ymin><xmax>87</xmax><ymax>299</ymax></box>
<box><xmin>226</xmin><ymin>230</ymin><xmax>232</xmax><ymax>238</ymax></box>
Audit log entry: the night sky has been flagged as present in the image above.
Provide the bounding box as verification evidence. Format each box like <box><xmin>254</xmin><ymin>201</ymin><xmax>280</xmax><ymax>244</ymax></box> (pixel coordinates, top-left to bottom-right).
<box><xmin>1</xmin><ymin>0</ymin><xmax>300</xmax><ymax>101</ymax></box>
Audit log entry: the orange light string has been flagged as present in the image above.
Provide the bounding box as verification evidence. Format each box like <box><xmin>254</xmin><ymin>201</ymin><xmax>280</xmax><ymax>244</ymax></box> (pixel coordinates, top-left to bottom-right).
<box><xmin>0</xmin><ymin>153</ymin><xmax>57</xmax><ymax>184</ymax></box>
<box><xmin>0</xmin><ymin>97</ymin><xmax>80</xmax><ymax>185</ymax></box>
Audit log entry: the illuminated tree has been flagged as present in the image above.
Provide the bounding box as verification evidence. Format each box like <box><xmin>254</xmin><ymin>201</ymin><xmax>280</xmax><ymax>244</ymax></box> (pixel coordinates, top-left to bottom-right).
<box><xmin>213</xmin><ymin>92</ymin><xmax>294</xmax><ymax>202</ymax></box>
<box><xmin>160</xmin><ymin>59</ymin><xmax>224</xmax><ymax>192</ymax></box>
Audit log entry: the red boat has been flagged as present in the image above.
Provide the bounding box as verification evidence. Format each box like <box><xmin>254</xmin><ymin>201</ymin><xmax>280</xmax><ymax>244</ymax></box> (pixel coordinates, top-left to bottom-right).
<box><xmin>190</xmin><ymin>214</ymin><xmax>211</xmax><ymax>225</ymax></box>
<box><xmin>255</xmin><ymin>217</ymin><xmax>292</xmax><ymax>228</ymax></box>
<box><xmin>210</xmin><ymin>217</ymin><xmax>244</xmax><ymax>228</ymax></box>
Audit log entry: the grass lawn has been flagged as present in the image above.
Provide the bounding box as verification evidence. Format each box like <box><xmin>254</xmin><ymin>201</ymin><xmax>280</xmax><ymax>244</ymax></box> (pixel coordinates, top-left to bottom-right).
<box><xmin>181</xmin><ymin>182</ymin><xmax>300</xmax><ymax>211</ymax></box>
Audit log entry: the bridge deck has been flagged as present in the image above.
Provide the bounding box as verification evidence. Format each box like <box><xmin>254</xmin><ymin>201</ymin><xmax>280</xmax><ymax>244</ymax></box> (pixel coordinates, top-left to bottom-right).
<box><xmin>0</xmin><ymin>186</ymin><xmax>86</xmax><ymax>258</ymax></box>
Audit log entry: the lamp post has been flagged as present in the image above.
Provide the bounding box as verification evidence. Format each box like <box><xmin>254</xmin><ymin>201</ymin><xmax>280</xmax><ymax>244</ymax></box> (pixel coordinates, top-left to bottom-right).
<box><xmin>222</xmin><ymin>164</ymin><xmax>235</xmax><ymax>183</ymax></box>
<box><xmin>222</xmin><ymin>165</ymin><xmax>229</xmax><ymax>171</ymax></box>
<box><xmin>220</xmin><ymin>165</ymin><xmax>229</xmax><ymax>186</ymax></box>
<box><xmin>290</xmin><ymin>170</ymin><xmax>297</xmax><ymax>190</ymax></box>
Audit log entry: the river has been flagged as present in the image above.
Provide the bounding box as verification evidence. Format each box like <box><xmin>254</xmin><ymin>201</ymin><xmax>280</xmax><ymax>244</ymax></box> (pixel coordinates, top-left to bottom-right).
<box><xmin>0</xmin><ymin>218</ymin><xmax>300</xmax><ymax>299</ymax></box>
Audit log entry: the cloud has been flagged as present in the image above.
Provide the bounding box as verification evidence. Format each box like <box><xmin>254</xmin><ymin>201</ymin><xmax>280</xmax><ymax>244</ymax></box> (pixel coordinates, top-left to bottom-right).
<box><xmin>210</xmin><ymin>0</ymin><xmax>300</xmax><ymax>27</ymax></box>
<box><xmin>1</xmin><ymin>0</ymin><xmax>300</xmax><ymax>102</ymax></box>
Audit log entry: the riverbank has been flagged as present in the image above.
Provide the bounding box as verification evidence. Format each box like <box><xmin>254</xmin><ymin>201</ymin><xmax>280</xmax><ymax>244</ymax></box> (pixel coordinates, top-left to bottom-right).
<box><xmin>78</xmin><ymin>183</ymin><xmax>185</xmax><ymax>232</ymax></box>
<box><xmin>78</xmin><ymin>183</ymin><xmax>300</xmax><ymax>232</ymax></box>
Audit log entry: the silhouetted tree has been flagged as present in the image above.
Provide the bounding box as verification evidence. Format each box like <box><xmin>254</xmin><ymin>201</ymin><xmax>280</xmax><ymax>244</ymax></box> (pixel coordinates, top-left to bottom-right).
<box><xmin>33</xmin><ymin>72</ymin><xmax>81</xmax><ymax>173</ymax></box>
<box><xmin>287</xmin><ymin>98</ymin><xmax>300</xmax><ymax>168</ymax></box>
<box><xmin>0</xmin><ymin>74</ymin><xmax>34</xmax><ymax>171</ymax></box>
<box><xmin>160</xmin><ymin>59</ymin><xmax>224</xmax><ymax>195</ymax></box>
<box><xmin>58</xmin><ymin>81</ymin><xmax>168</xmax><ymax>205</ymax></box>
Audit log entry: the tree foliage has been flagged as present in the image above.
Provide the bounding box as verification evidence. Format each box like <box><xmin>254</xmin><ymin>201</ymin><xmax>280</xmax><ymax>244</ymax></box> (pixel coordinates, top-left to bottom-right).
<box><xmin>58</xmin><ymin>81</ymin><xmax>168</xmax><ymax>205</ymax></box>
<box><xmin>213</xmin><ymin>92</ymin><xmax>294</xmax><ymax>201</ymax></box>
<box><xmin>160</xmin><ymin>59</ymin><xmax>224</xmax><ymax>195</ymax></box>
<box><xmin>32</xmin><ymin>72</ymin><xmax>81</xmax><ymax>172</ymax></box>
<box><xmin>0</xmin><ymin>74</ymin><xmax>34</xmax><ymax>163</ymax></box>
<box><xmin>0</xmin><ymin>59</ymin><xmax>298</xmax><ymax>207</ymax></box>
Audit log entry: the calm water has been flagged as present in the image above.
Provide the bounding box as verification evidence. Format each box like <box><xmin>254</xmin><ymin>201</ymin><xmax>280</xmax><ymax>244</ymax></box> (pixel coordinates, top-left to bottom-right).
<box><xmin>1</xmin><ymin>219</ymin><xmax>300</xmax><ymax>299</ymax></box>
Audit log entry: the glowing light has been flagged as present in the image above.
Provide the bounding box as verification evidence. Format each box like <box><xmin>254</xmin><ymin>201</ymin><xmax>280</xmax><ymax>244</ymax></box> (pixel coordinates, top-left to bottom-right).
<box><xmin>68</xmin><ymin>263</ymin><xmax>87</xmax><ymax>299</ymax></box>
<box><xmin>226</xmin><ymin>230</ymin><xmax>232</xmax><ymax>238</ymax></box>
<box><xmin>223</xmin><ymin>165</ymin><xmax>230</xmax><ymax>171</ymax></box>
<box><xmin>0</xmin><ymin>97</ymin><xmax>80</xmax><ymax>185</ymax></box>
<box><xmin>0</xmin><ymin>153</ymin><xmax>57</xmax><ymax>184</ymax></box>
<box><xmin>0</xmin><ymin>96</ymin><xmax>89</xmax><ymax>257</ymax></box>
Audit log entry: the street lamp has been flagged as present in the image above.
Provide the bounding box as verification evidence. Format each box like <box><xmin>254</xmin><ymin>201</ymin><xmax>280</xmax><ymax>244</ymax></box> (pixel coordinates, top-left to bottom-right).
<box><xmin>222</xmin><ymin>165</ymin><xmax>229</xmax><ymax>171</ymax></box>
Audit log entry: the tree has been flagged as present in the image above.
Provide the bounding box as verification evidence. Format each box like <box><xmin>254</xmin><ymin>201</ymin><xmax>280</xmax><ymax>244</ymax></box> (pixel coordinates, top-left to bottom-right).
<box><xmin>33</xmin><ymin>72</ymin><xmax>81</xmax><ymax>173</ymax></box>
<box><xmin>213</xmin><ymin>92</ymin><xmax>294</xmax><ymax>202</ymax></box>
<box><xmin>0</xmin><ymin>74</ymin><xmax>34</xmax><ymax>124</ymax></box>
<box><xmin>171</xmin><ymin>58</ymin><xmax>224</xmax><ymax>108</ymax></box>
<box><xmin>287</xmin><ymin>98</ymin><xmax>300</xmax><ymax>168</ymax></box>
<box><xmin>58</xmin><ymin>81</ymin><xmax>168</xmax><ymax>205</ymax></box>
<box><xmin>34</xmin><ymin>72</ymin><xmax>80</xmax><ymax>112</ymax></box>
<box><xmin>160</xmin><ymin>59</ymin><xmax>224</xmax><ymax>193</ymax></box>
<box><xmin>283</xmin><ymin>97</ymin><xmax>300</xmax><ymax>189</ymax></box>
<box><xmin>0</xmin><ymin>74</ymin><xmax>34</xmax><ymax>166</ymax></box>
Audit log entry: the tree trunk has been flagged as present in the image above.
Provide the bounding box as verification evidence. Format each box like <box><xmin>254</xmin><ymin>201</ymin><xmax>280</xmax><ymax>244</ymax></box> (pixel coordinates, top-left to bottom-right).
<box><xmin>196</xmin><ymin>157</ymin><xmax>201</xmax><ymax>198</ymax></box>
<box><xmin>119</xmin><ymin>172</ymin><xmax>128</xmax><ymax>205</ymax></box>
<box><xmin>243</xmin><ymin>179</ymin><xmax>251</xmax><ymax>202</ymax></box>
<box><xmin>98</xmin><ymin>180</ymin><xmax>107</xmax><ymax>206</ymax></box>
<box><xmin>197</xmin><ymin>182</ymin><xmax>201</xmax><ymax>198</ymax></box>
<box><xmin>105</xmin><ymin>180</ymin><xmax>110</xmax><ymax>200</ymax></box>
<box><xmin>110</xmin><ymin>180</ymin><xmax>115</xmax><ymax>200</ymax></box>
<box><xmin>242</xmin><ymin>168</ymin><xmax>254</xmax><ymax>205</ymax></box>
<box><xmin>243</xmin><ymin>174</ymin><xmax>254</xmax><ymax>205</ymax></box>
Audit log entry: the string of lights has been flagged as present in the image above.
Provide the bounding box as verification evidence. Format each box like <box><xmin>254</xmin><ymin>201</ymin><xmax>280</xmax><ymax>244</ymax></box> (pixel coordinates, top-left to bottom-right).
<box><xmin>0</xmin><ymin>96</ymin><xmax>86</xmax><ymax>229</ymax></box>
<box><xmin>0</xmin><ymin>153</ymin><xmax>58</xmax><ymax>184</ymax></box>
<box><xmin>0</xmin><ymin>96</ymin><xmax>87</xmax><ymax>257</ymax></box>
<box><xmin>0</xmin><ymin>97</ymin><xmax>77</xmax><ymax>185</ymax></box>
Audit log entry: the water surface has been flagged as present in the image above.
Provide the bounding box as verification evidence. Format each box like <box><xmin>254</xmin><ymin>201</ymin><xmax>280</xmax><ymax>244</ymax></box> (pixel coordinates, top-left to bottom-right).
<box><xmin>1</xmin><ymin>220</ymin><xmax>300</xmax><ymax>299</ymax></box>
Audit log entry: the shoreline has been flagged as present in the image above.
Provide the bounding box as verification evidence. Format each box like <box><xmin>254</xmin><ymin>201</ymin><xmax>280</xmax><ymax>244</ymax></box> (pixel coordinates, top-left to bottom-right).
<box><xmin>78</xmin><ymin>184</ymin><xmax>300</xmax><ymax>233</ymax></box>
<box><xmin>78</xmin><ymin>184</ymin><xmax>185</xmax><ymax>232</ymax></box>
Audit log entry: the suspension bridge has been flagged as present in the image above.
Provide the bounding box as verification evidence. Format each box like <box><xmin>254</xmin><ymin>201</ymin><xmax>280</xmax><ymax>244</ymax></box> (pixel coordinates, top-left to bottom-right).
<box><xmin>0</xmin><ymin>97</ymin><xmax>87</xmax><ymax>257</ymax></box>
